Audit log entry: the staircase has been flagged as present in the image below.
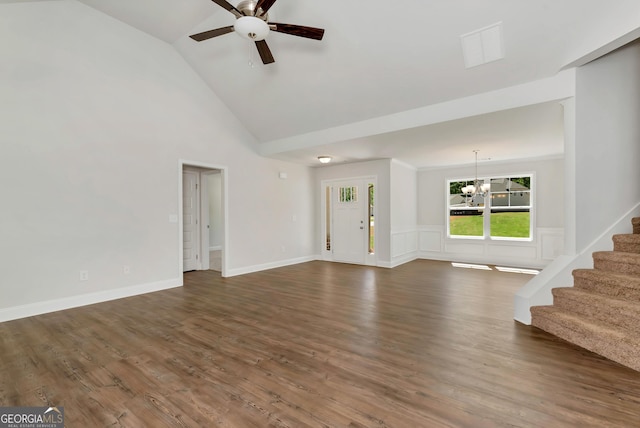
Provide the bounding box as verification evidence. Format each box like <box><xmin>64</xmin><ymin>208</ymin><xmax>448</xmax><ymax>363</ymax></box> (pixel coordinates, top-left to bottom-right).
<box><xmin>531</xmin><ymin>217</ymin><xmax>640</xmax><ymax>371</ymax></box>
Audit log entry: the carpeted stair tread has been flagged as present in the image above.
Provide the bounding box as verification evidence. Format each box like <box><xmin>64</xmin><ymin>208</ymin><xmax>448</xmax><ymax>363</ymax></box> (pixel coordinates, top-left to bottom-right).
<box><xmin>531</xmin><ymin>306</ymin><xmax>640</xmax><ymax>371</ymax></box>
<box><xmin>593</xmin><ymin>251</ymin><xmax>640</xmax><ymax>275</ymax></box>
<box><xmin>551</xmin><ymin>287</ymin><xmax>640</xmax><ymax>334</ymax></box>
<box><xmin>529</xmin><ymin>217</ymin><xmax>640</xmax><ymax>372</ymax></box>
<box><xmin>612</xmin><ymin>233</ymin><xmax>640</xmax><ymax>253</ymax></box>
<box><xmin>573</xmin><ymin>268</ymin><xmax>640</xmax><ymax>301</ymax></box>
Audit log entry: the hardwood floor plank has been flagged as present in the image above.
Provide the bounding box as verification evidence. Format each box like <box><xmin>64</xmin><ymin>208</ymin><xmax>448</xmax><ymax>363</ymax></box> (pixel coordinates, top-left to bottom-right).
<box><xmin>2</xmin><ymin>260</ymin><xmax>640</xmax><ymax>427</ymax></box>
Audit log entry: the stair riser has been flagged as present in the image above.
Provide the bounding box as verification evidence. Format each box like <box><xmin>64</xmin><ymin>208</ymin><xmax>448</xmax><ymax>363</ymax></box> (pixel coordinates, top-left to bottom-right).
<box><xmin>532</xmin><ymin>313</ymin><xmax>640</xmax><ymax>372</ymax></box>
<box><xmin>594</xmin><ymin>259</ymin><xmax>640</xmax><ymax>275</ymax></box>
<box><xmin>573</xmin><ymin>270</ymin><xmax>640</xmax><ymax>300</ymax></box>
<box><xmin>574</xmin><ymin>277</ymin><xmax>640</xmax><ymax>301</ymax></box>
<box><xmin>552</xmin><ymin>293</ymin><xmax>640</xmax><ymax>335</ymax></box>
<box><xmin>613</xmin><ymin>242</ymin><xmax>640</xmax><ymax>253</ymax></box>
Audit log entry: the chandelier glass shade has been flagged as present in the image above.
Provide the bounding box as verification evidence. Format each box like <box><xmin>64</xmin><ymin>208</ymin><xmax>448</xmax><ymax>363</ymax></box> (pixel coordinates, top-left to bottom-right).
<box><xmin>462</xmin><ymin>150</ymin><xmax>490</xmax><ymax>198</ymax></box>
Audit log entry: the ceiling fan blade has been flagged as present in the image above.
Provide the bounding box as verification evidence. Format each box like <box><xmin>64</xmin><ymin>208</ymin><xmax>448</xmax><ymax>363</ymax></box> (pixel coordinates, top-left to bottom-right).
<box><xmin>211</xmin><ymin>0</ymin><xmax>244</xmax><ymax>18</ymax></box>
<box><xmin>255</xmin><ymin>0</ymin><xmax>278</xmax><ymax>15</ymax></box>
<box><xmin>255</xmin><ymin>40</ymin><xmax>275</xmax><ymax>64</ymax></box>
<box><xmin>189</xmin><ymin>26</ymin><xmax>235</xmax><ymax>42</ymax></box>
<box><xmin>269</xmin><ymin>23</ymin><xmax>325</xmax><ymax>40</ymax></box>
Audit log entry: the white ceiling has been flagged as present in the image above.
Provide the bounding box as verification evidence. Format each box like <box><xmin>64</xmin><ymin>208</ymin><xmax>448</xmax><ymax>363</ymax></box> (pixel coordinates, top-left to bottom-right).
<box><xmin>56</xmin><ymin>1</ymin><xmax>640</xmax><ymax>167</ymax></box>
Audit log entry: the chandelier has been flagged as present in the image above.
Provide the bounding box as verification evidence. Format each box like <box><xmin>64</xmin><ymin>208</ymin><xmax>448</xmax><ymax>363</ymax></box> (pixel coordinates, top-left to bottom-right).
<box><xmin>461</xmin><ymin>150</ymin><xmax>490</xmax><ymax>198</ymax></box>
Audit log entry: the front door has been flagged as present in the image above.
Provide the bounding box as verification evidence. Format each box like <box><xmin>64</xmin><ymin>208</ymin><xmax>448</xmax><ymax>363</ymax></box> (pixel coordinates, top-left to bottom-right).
<box><xmin>331</xmin><ymin>180</ymin><xmax>367</xmax><ymax>264</ymax></box>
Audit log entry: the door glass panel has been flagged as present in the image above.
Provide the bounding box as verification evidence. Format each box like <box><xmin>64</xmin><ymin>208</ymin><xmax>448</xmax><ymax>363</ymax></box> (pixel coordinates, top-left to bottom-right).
<box><xmin>325</xmin><ymin>186</ymin><xmax>331</xmax><ymax>250</ymax></box>
<box><xmin>368</xmin><ymin>184</ymin><xmax>374</xmax><ymax>254</ymax></box>
<box><xmin>339</xmin><ymin>186</ymin><xmax>358</xmax><ymax>203</ymax></box>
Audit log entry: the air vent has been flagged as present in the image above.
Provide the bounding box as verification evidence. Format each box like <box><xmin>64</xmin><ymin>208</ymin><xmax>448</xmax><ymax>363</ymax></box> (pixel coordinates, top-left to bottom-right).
<box><xmin>461</xmin><ymin>22</ymin><xmax>505</xmax><ymax>69</ymax></box>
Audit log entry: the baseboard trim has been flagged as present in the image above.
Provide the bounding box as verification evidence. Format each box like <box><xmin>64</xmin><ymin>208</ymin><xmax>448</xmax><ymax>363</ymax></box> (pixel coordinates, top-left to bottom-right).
<box><xmin>418</xmin><ymin>252</ymin><xmax>549</xmax><ymax>269</ymax></box>
<box><xmin>380</xmin><ymin>253</ymin><xmax>419</xmax><ymax>269</ymax></box>
<box><xmin>225</xmin><ymin>256</ymin><xmax>317</xmax><ymax>277</ymax></box>
<box><xmin>0</xmin><ymin>278</ymin><xmax>182</xmax><ymax>323</ymax></box>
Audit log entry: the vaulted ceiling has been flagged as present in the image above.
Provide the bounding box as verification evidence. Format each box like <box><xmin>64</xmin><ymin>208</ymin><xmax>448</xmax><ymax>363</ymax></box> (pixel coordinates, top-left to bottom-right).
<box><xmin>17</xmin><ymin>0</ymin><xmax>640</xmax><ymax>167</ymax></box>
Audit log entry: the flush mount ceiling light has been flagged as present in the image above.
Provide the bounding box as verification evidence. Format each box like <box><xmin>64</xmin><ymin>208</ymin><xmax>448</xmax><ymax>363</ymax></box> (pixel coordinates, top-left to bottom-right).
<box><xmin>462</xmin><ymin>150</ymin><xmax>490</xmax><ymax>199</ymax></box>
<box><xmin>317</xmin><ymin>156</ymin><xmax>332</xmax><ymax>164</ymax></box>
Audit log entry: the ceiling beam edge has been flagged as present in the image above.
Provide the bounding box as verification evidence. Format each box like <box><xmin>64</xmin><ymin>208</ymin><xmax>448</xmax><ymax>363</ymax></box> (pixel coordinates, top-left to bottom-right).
<box><xmin>258</xmin><ymin>69</ymin><xmax>576</xmax><ymax>157</ymax></box>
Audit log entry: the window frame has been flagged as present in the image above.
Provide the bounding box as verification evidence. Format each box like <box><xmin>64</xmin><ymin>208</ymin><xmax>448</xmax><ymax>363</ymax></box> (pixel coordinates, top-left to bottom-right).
<box><xmin>446</xmin><ymin>173</ymin><xmax>534</xmax><ymax>242</ymax></box>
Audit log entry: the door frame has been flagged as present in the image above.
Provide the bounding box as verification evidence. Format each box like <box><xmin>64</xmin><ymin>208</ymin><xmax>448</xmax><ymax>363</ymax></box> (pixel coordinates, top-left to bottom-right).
<box><xmin>320</xmin><ymin>175</ymin><xmax>377</xmax><ymax>266</ymax></box>
<box><xmin>179</xmin><ymin>160</ymin><xmax>229</xmax><ymax>278</ymax></box>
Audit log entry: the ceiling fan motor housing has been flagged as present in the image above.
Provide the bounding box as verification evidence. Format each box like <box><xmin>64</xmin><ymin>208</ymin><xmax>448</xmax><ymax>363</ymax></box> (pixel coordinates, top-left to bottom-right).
<box><xmin>237</xmin><ymin>1</ymin><xmax>268</xmax><ymax>19</ymax></box>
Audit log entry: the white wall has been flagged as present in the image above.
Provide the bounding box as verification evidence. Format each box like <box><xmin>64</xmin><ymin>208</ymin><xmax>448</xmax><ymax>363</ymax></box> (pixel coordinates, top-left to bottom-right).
<box><xmin>314</xmin><ymin>159</ymin><xmax>391</xmax><ymax>264</ymax></box>
<box><xmin>514</xmin><ymin>40</ymin><xmax>640</xmax><ymax>324</ymax></box>
<box><xmin>417</xmin><ymin>156</ymin><xmax>565</xmax><ymax>268</ymax></box>
<box><xmin>390</xmin><ymin>160</ymin><xmax>418</xmax><ymax>265</ymax></box>
<box><xmin>0</xmin><ymin>1</ymin><xmax>315</xmax><ymax>320</ymax></box>
<box><xmin>575</xmin><ymin>40</ymin><xmax>640</xmax><ymax>252</ymax></box>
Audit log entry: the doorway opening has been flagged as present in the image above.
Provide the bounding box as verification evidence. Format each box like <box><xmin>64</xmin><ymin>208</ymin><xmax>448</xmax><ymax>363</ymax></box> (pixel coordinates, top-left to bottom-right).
<box><xmin>180</xmin><ymin>161</ymin><xmax>228</xmax><ymax>277</ymax></box>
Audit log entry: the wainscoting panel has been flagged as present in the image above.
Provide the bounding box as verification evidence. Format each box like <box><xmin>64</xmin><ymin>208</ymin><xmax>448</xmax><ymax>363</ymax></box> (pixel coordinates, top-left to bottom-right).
<box><xmin>419</xmin><ymin>228</ymin><xmax>443</xmax><ymax>252</ymax></box>
<box><xmin>390</xmin><ymin>230</ymin><xmax>419</xmax><ymax>267</ymax></box>
<box><xmin>444</xmin><ymin>242</ymin><xmax>485</xmax><ymax>255</ymax></box>
<box><xmin>418</xmin><ymin>225</ymin><xmax>565</xmax><ymax>268</ymax></box>
<box><xmin>391</xmin><ymin>230</ymin><xmax>419</xmax><ymax>258</ymax></box>
<box><xmin>487</xmin><ymin>244</ymin><xmax>537</xmax><ymax>260</ymax></box>
<box><xmin>539</xmin><ymin>228</ymin><xmax>565</xmax><ymax>261</ymax></box>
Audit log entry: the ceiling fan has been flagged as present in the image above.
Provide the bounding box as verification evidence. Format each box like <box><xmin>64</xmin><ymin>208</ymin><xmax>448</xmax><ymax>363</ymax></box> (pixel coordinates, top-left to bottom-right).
<box><xmin>190</xmin><ymin>0</ymin><xmax>325</xmax><ymax>65</ymax></box>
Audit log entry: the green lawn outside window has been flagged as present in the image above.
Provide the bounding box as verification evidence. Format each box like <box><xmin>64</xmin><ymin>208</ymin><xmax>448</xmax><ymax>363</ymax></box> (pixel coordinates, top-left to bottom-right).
<box><xmin>450</xmin><ymin>212</ymin><xmax>530</xmax><ymax>238</ymax></box>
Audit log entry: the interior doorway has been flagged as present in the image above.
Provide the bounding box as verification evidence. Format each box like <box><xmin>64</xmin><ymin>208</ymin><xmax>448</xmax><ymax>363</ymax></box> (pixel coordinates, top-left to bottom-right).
<box><xmin>180</xmin><ymin>161</ymin><xmax>227</xmax><ymax>277</ymax></box>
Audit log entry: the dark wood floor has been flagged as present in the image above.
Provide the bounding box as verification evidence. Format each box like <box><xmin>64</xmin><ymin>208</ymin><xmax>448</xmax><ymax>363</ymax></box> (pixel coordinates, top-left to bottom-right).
<box><xmin>1</xmin><ymin>260</ymin><xmax>640</xmax><ymax>427</ymax></box>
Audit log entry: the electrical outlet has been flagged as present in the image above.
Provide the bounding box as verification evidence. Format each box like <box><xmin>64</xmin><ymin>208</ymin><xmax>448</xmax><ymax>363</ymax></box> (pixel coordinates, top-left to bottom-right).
<box><xmin>79</xmin><ymin>270</ymin><xmax>89</xmax><ymax>281</ymax></box>
<box><xmin>123</xmin><ymin>265</ymin><xmax>131</xmax><ymax>275</ymax></box>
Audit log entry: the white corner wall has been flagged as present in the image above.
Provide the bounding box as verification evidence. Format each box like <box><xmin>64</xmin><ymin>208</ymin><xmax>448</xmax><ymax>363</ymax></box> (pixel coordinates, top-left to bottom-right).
<box><xmin>514</xmin><ymin>40</ymin><xmax>640</xmax><ymax>324</ymax></box>
<box><xmin>418</xmin><ymin>157</ymin><xmax>565</xmax><ymax>268</ymax></box>
<box><xmin>390</xmin><ymin>160</ymin><xmax>418</xmax><ymax>266</ymax></box>
<box><xmin>0</xmin><ymin>1</ymin><xmax>315</xmax><ymax>321</ymax></box>
<box><xmin>207</xmin><ymin>172</ymin><xmax>223</xmax><ymax>249</ymax></box>
<box><xmin>574</xmin><ymin>41</ymin><xmax>640</xmax><ymax>251</ymax></box>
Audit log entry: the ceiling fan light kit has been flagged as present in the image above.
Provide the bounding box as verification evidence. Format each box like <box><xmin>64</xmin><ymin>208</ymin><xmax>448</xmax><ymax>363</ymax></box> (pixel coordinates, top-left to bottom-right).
<box><xmin>190</xmin><ymin>0</ymin><xmax>325</xmax><ymax>65</ymax></box>
<box><xmin>234</xmin><ymin>16</ymin><xmax>270</xmax><ymax>41</ymax></box>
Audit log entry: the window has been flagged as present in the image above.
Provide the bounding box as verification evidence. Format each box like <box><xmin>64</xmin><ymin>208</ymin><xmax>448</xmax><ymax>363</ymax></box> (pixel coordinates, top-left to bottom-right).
<box><xmin>339</xmin><ymin>186</ymin><xmax>358</xmax><ymax>203</ymax></box>
<box><xmin>447</xmin><ymin>174</ymin><xmax>532</xmax><ymax>240</ymax></box>
<box><xmin>449</xmin><ymin>180</ymin><xmax>486</xmax><ymax>237</ymax></box>
<box><xmin>489</xmin><ymin>176</ymin><xmax>531</xmax><ymax>239</ymax></box>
